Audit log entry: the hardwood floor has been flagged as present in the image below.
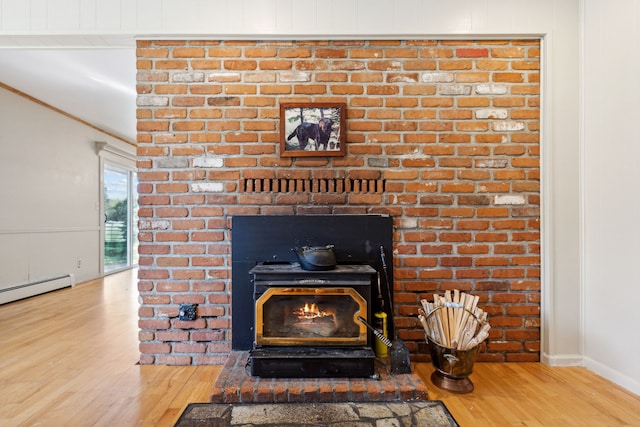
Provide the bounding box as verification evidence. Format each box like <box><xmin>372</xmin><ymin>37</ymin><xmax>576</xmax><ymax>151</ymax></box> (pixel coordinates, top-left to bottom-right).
<box><xmin>1</xmin><ymin>269</ymin><xmax>639</xmax><ymax>426</ymax></box>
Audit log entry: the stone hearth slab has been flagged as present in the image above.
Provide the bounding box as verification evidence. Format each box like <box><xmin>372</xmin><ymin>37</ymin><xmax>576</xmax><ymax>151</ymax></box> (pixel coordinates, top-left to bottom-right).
<box><xmin>175</xmin><ymin>401</ymin><xmax>458</xmax><ymax>427</ymax></box>
<box><xmin>210</xmin><ymin>351</ymin><xmax>428</xmax><ymax>403</ymax></box>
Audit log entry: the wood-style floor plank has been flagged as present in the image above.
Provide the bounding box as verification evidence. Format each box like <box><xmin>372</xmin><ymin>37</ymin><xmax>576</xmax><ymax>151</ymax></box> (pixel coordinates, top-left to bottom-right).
<box><xmin>417</xmin><ymin>361</ymin><xmax>640</xmax><ymax>426</ymax></box>
<box><xmin>1</xmin><ymin>269</ymin><xmax>639</xmax><ymax>426</ymax></box>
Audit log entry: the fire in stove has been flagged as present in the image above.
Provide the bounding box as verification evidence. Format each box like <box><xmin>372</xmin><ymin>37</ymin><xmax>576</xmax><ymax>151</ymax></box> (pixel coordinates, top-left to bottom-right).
<box><xmin>256</xmin><ymin>287</ymin><xmax>367</xmax><ymax>346</ymax></box>
<box><xmin>289</xmin><ymin>301</ymin><xmax>338</xmax><ymax>337</ymax></box>
<box><xmin>297</xmin><ymin>302</ymin><xmax>326</xmax><ymax>318</ymax></box>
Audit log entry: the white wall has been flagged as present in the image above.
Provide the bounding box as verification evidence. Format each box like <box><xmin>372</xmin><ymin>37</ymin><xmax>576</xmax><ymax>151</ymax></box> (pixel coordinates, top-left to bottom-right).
<box><xmin>582</xmin><ymin>0</ymin><xmax>640</xmax><ymax>394</ymax></box>
<box><xmin>0</xmin><ymin>86</ymin><xmax>134</xmax><ymax>292</ymax></box>
<box><xmin>2</xmin><ymin>0</ymin><xmax>638</xmax><ymax>395</ymax></box>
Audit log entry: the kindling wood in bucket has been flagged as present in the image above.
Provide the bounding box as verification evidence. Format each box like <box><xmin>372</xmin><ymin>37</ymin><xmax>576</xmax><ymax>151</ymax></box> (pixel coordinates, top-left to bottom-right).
<box><xmin>418</xmin><ymin>290</ymin><xmax>491</xmax><ymax>394</ymax></box>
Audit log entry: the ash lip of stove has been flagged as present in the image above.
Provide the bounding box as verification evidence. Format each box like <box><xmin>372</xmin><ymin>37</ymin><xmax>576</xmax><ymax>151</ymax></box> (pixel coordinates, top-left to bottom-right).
<box><xmin>249</xmin><ymin>262</ymin><xmax>377</xmax><ymax>378</ymax></box>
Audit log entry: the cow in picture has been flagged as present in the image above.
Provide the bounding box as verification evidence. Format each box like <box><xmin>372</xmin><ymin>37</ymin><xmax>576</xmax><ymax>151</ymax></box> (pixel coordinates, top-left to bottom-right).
<box><xmin>287</xmin><ymin>118</ymin><xmax>335</xmax><ymax>151</ymax></box>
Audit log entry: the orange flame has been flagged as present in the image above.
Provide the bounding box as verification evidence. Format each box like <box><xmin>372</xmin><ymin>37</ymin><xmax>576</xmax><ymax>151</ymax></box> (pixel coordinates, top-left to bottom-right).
<box><xmin>295</xmin><ymin>302</ymin><xmax>335</xmax><ymax>320</ymax></box>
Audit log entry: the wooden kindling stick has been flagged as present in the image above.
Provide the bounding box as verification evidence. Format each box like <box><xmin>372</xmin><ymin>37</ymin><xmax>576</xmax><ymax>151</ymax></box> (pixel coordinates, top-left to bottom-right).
<box><xmin>445</xmin><ymin>290</ymin><xmax>455</xmax><ymax>347</ymax></box>
<box><xmin>453</xmin><ymin>292</ymin><xmax>472</xmax><ymax>346</ymax></box>
<box><xmin>439</xmin><ymin>295</ymin><xmax>451</xmax><ymax>347</ymax></box>
<box><xmin>419</xmin><ymin>291</ymin><xmax>490</xmax><ymax>350</ymax></box>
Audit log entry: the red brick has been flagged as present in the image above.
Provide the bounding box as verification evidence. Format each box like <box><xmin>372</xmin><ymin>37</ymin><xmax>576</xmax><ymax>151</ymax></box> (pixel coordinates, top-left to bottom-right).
<box><xmin>138</xmin><ymin>319</ymin><xmax>170</xmax><ymax>330</ymax></box>
<box><xmin>156</xmin><ymin>331</ymin><xmax>189</xmax><ymax>342</ymax></box>
<box><xmin>172</xmin><ymin>269</ymin><xmax>206</xmax><ymax>280</ymax></box>
<box><xmin>457</xmin><ymin>48</ymin><xmax>489</xmax><ymax>57</ymax></box>
<box><xmin>137</xmin><ymin>47</ymin><xmax>169</xmax><ymax>58</ymax></box>
<box><xmin>492</xmin><ymin>47</ymin><xmax>525</xmax><ymax>58</ymax></box>
<box><xmin>139</xmin><ymin>343</ymin><xmax>171</xmax><ymax>354</ymax></box>
<box><xmin>173</xmin><ymin>343</ymin><xmax>206</xmax><ymax>353</ymax></box>
<box><xmin>156</xmin><ymin>281</ymin><xmax>189</xmax><ymax>291</ymax></box>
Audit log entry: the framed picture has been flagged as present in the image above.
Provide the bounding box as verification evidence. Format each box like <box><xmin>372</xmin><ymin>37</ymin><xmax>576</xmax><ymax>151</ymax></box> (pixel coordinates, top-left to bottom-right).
<box><xmin>280</xmin><ymin>102</ymin><xmax>346</xmax><ymax>157</ymax></box>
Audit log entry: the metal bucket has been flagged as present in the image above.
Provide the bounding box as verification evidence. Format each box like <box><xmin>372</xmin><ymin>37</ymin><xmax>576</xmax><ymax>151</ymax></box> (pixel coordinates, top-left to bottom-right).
<box><xmin>422</xmin><ymin>304</ymin><xmax>483</xmax><ymax>393</ymax></box>
<box><xmin>426</xmin><ymin>335</ymin><xmax>480</xmax><ymax>379</ymax></box>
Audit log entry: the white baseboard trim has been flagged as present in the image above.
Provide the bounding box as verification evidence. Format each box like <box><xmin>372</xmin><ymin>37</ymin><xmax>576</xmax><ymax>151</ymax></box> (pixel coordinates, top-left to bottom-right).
<box><xmin>0</xmin><ymin>274</ymin><xmax>73</xmax><ymax>305</ymax></box>
<box><xmin>541</xmin><ymin>352</ymin><xmax>584</xmax><ymax>366</ymax></box>
<box><xmin>583</xmin><ymin>356</ymin><xmax>640</xmax><ymax>396</ymax></box>
<box><xmin>543</xmin><ymin>353</ymin><xmax>640</xmax><ymax>396</ymax></box>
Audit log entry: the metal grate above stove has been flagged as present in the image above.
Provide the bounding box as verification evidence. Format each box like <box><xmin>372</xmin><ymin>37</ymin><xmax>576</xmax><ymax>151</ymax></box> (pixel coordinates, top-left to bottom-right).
<box><xmin>240</xmin><ymin>177</ymin><xmax>386</xmax><ymax>193</ymax></box>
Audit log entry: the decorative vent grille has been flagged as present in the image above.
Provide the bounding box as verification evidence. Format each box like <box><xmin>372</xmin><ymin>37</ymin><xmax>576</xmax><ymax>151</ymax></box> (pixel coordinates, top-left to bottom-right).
<box><xmin>240</xmin><ymin>178</ymin><xmax>386</xmax><ymax>194</ymax></box>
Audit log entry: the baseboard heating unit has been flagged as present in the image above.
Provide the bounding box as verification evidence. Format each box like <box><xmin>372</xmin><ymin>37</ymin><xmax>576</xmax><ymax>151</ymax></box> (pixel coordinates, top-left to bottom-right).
<box><xmin>0</xmin><ymin>275</ymin><xmax>74</xmax><ymax>305</ymax></box>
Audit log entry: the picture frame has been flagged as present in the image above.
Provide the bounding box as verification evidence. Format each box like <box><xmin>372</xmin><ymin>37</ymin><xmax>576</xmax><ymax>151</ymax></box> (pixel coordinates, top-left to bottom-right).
<box><xmin>280</xmin><ymin>102</ymin><xmax>346</xmax><ymax>157</ymax></box>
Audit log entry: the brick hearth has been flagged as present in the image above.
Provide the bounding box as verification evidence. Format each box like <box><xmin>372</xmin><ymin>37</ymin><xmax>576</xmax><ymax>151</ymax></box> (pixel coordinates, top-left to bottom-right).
<box><xmin>210</xmin><ymin>351</ymin><xmax>428</xmax><ymax>403</ymax></box>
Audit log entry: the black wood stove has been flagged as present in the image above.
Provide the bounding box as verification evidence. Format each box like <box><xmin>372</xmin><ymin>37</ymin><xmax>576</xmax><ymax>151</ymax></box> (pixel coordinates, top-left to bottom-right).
<box><xmin>231</xmin><ymin>215</ymin><xmax>394</xmax><ymax>378</ymax></box>
<box><xmin>250</xmin><ymin>262</ymin><xmax>376</xmax><ymax>377</ymax></box>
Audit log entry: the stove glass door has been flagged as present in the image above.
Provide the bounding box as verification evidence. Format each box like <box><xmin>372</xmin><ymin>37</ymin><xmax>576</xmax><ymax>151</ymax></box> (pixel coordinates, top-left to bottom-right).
<box><xmin>255</xmin><ymin>287</ymin><xmax>367</xmax><ymax>346</ymax></box>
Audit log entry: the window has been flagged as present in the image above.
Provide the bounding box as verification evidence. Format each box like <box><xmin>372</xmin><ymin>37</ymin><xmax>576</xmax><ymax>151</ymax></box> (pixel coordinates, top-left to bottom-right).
<box><xmin>96</xmin><ymin>141</ymin><xmax>138</xmax><ymax>275</ymax></box>
<box><xmin>104</xmin><ymin>164</ymin><xmax>138</xmax><ymax>273</ymax></box>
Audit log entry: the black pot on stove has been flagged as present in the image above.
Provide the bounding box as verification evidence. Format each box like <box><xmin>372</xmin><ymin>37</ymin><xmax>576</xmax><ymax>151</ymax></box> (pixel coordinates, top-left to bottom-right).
<box><xmin>292</xmin><ymin>245</ymin><xmax>337</xmax><ymax>271</ymax></box>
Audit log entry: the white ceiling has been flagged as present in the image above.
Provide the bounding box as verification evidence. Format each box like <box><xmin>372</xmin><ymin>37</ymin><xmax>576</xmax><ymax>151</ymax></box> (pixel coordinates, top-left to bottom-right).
<box><xmin>0</xmin><ymin>48</ymin><xmax>137</xmax><ymax>143</ymax></box>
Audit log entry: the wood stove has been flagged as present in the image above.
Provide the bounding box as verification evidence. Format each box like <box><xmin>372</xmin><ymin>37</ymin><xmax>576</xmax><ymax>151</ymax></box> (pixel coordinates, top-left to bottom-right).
<box><xmin>249</xmin><ymin>262</ymin><xmax>376</xmax><ymax>377</ymax></box>
<box><xmin>231</xmin><ymin>215</ymin><xmax>394</xmax><ymax>378</ymax></box>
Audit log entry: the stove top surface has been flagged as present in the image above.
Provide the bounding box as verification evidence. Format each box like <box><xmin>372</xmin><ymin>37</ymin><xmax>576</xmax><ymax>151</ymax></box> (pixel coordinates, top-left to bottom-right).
<box><xmin>250</xmin><ymin>263</ymin><xmax>377</xmax><ymax>275</ymax></box>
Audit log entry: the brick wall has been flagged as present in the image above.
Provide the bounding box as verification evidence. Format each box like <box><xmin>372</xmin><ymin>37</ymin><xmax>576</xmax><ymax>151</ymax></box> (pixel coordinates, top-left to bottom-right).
<box><xmin>136</xmin><ymin>39</ymin><xmax>540</xmax><ymax>365</ymax></box>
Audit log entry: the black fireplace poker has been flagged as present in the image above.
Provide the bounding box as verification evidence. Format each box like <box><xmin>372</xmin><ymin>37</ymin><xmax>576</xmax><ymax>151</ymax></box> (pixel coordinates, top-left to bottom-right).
<box><xmin>380</xmin><ymin>245</ymin><xmax>412</xmax><ymax>374</ymax></box>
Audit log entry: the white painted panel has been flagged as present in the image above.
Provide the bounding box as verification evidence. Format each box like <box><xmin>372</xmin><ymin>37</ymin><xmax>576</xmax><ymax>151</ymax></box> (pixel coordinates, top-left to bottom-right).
<box><xmin>275</xmin><ymin>0</ymin><xmax>293</xmax><ymax>34</ymax></box>
<box><xmin>485</xmin><ymin>0</ymin><xmax>518</xmax><ymax>33</ymax></box>
<box><xmin>1</xmin><ymin>0</ymin><xmax>30</xmax><ymax>31</ymax></box>
<box><xmin>120</xmin><ymin>0</ymin><xmax>137</xmax><ymax>32</ymax></box>
<box><xmin>356</xmin><ymin>0</ymin><xmax>389</xmax><ymax>35</ymax></box>
<box><xmin>79</xmin><ymin>0</ymin><xmax>96</xmax><ymax>31</ymax></box>
<box><xmin>520</xmin><ymin>0</ymin><xmax>550</xmax><ymax>33</ymax></box>
<box><xmin>162</xmin><ymin>0</ymin><xmax>198</xmax><ymax>32</ymax></box>
<box><xmin>484</xmin><ymin>0</ymin><xmax>553</xmax><ymax>35</ymax></box>
<box><xmin>0</xmin><ymin>234</ymin><xmax>29</xmax><ymax>290</ymax></box>
<box><xmin>291</xmin><ymin>0</ymin><xmax>317</xmax><ymax>34</ymax></box>
<box><xmin>136</xmin><ymin>0</ymin><xmax>162</xmax><ymax>33</ymax></box>
<box><xmin>226</xmin><ymin>0</ymin><xmax>244</xmax><ymax>34</ymax></box>
<box><xmin>244</xmin><ymin>0</ymin><xmax>277</xmax><ymax>33</ymax></box>
<box><xmin>48</xmin><ymin>0</ymin><xmax>81</xmax><ymax>31</ymax></box>
<box><xmin>550</xmin><ymin>0</ymin><xmax>578</xmax><ymax>40</ymax></box>
<box><xmin>29</xmin><ymin>230</ymin><xmax>98</xmax><ymax>283</ymax></box>
<box><xmin>29</xmin><ymin>233</ymin><xmax>77</xmax><ymax>282</ymax></box>
<box><xmin>542</xmin><ymin>0</ymin><xmax>581</xmax><ymax>360</ymax></box>
<box><xmin>393</xmin><ymin>0</ymin><xmax>424</xmax><ymax>35</ymax></box>
<box><xmin>30</xmin><ymin>0</ymin><xmax>48</xmax><ymax>31</ymax></box>
<box><xmin>320</xmin><ymin>0</ymin><xmax>334</xmax><ymax>33</ymax></box>
<box><xmin>583</xmin><ymin>0</ymin><xmax>640</xmax><ymax>392</ymax></box>
<box><xmin>95</xmin><ymin>0</ymin><xmax>121</xmax><ymax>31</ymax></box>
<box><xmin>0</xmin><ymin>0</ymin><xmax>564</xmax><ymax>38</ymax></box>
<box><xmin>198</xmin><ymin>0</ymin><xmax>230</xmax><ymax>34</ymax></box>
<box><xmin>0</xmin><ymin>86</ymin><xmax>99</xmax><ymax>229</ymax></box>
<box><xmin>330</xmin><ymin>0</ymin><xmax>356</xmax><ymax>36</ymax></box>
<box><xmin>469</xmin><ymin>0</ymin><xmax>489</xmax><ymax>34</ymax></box>
<box><xmin>424</xmin><ymin>0</ymin><xmax>474</xmax><ymax>34</ymax></box>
